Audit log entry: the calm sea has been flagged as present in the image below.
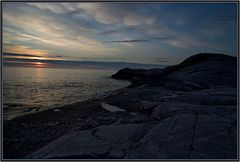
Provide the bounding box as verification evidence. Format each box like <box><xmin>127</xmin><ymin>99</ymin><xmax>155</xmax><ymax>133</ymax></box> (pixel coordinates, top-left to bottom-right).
<box><xmin>3</xmin><ymin>67</ymin><xmax>129</xmax><ymax>121</ymax></box>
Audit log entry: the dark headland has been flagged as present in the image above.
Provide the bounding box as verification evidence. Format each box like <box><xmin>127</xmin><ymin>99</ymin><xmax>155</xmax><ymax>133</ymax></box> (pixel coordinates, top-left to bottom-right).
<box><xmin>3</xmin><ymin>53</ymin><xmax>237</xmax><ymax>159</ymax></box>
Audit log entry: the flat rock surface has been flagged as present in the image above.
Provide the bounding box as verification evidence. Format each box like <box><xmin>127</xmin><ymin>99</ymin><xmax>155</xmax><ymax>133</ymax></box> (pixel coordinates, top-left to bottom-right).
<box><xmin>29</xmin><ymin>122</ymin><xmax>156</xmax><ymax>159</ymax></box>
<box><xmin>27</xmin><ymin>86</ymin><xmax>237</xmax><ymax>159</ymax></box>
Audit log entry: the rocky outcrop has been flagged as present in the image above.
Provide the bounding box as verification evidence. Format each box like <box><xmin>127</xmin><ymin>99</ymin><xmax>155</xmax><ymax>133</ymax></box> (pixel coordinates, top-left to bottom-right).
<box><xmin>112</xmin><ymin>53</ymin><xmax>237</xmax><ymax>90</ymax></box>
<box><xmin>112</xmin><ymin>68</ymin><xmax>162</xmax><ymax>80</ymax></box>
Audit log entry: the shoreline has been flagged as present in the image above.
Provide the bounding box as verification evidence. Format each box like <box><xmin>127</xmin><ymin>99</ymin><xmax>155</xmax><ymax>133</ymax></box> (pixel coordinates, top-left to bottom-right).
<box><xmin>3</xmin><ymin>98</ymin><xmax>104</xmax><ymax>159</ymax></box>
<box><xmin>3</xmin><ymin>75</ymin><xmax>130</xmax><ymax>122</ymax></box>
<box><xmin>3</xmin><ymin>85</ymin><xmax>237</xmax><ymax>159</ymax></box>
<box><xmin>3</xmin><ymin>86</ymin><xmax>132</xmax><ymax>159</ymax></box>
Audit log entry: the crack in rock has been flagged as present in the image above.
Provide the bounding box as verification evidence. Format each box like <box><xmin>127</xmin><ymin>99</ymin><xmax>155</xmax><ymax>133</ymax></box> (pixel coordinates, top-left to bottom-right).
<box><xmin>189</xmin><ymin>112</ymin><xmax>198</xmax><ymax>158</ymax></box>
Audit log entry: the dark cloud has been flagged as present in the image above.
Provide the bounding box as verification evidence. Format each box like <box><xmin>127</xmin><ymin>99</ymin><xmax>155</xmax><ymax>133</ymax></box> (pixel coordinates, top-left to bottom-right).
<box><xmin>104</xmin><ymin>36</ymin><xmax>172</xmax><ymax>44</ymax></box>
<box><xmin>105</xmin><ymin>39</ymin><xmax>148</xmax><ymax>43</ymax></box>
<box><xmin>150</xmin><ymin>36</ymin><xmax>173</xmax><ymax>41</ymax></box>
<box><xmin>52</xmin><ymin>55</ymin><xmax>68</xmax><ymax>58</ymax></box>
<box><xmin>3</xmin><ymin>57</ymin><xmax>165</xmax><ymax>69</ymax></box>
<box><xmin>3</xmin><ymin>52</ymin><xmax>42</xmax><ymax>58</ymax></box>
<box><xmin>79</xmin><ymin>57</ymin><xmax>126</xmax><ymax>60</ymax></box>
<box><xmin>53</xmin><ymin>55</ymin><xmax>64</xmax><ymax>58</ymax></box>
<box><xmin>3</xmin><ymin>52</ymin><xmax>70</xmax><ymax>59</ymax></box>
<box><xmin>99</xmin><ymin>26</ymin><xmax>138</xmax><ymax>35</ymax></box>
<box><xmin>3</xmin><ymin>52</ymin><xmax>126</xmax><ymax>61</ymax></box>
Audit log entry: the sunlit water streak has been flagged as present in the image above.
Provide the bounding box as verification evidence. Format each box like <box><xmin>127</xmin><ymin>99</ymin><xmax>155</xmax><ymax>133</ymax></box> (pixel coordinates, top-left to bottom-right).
<box><xmin>3</xmin><ymin>67</ymin><xmax>130</xmax><ymax>121</ymax></box>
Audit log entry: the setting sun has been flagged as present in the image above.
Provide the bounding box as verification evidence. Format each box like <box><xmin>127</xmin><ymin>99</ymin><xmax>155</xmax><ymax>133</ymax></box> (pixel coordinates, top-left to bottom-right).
<box><xmin>34</xmin><ymin>62</ymin><xmax>44</xmax><ymax>67</ymax></box>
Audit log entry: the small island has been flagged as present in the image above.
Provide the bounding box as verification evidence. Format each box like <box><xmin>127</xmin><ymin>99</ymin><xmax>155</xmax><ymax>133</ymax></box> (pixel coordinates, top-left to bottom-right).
<box><xmin>3</xmin><ymin>53</ymin><xmax>237</xmax><ymax>159</ymax></box>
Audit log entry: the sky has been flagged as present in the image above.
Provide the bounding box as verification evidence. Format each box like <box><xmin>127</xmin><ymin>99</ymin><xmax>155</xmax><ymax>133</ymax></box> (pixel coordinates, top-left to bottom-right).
<box><xmin>2</xmin><ymin>2</ymin><xmax>238</xmax><ymax>68</ymax></box>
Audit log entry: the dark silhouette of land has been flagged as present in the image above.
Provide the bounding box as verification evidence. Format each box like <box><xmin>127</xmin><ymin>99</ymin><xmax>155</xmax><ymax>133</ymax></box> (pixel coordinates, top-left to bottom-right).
<box><xmin>3</xmin><ymin>53</ymin><xmax>237</xmax><ymax>159</ymax></box>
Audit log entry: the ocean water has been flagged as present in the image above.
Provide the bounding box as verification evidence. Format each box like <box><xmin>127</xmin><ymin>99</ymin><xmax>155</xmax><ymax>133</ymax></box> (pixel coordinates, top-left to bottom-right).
<box><xmin>3</xmin><ymin>67</ymin><xmax>130</xmax><ymax>121</ymax></box>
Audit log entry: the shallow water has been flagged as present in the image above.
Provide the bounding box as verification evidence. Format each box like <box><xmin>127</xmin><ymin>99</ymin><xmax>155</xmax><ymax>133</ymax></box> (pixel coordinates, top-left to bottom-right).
<box><xmin>3</xmin><ymin>67</ymin><xmax>129</xmax><ymax>121</ymax></box>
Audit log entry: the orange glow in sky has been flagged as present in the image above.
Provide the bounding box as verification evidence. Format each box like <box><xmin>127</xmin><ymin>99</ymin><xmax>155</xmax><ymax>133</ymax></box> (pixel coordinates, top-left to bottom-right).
<box><xmin>32</xmin><ymin>57</ymin><xmax>45</xmax><ymax>60</ymax></box>
<box><xmin>34</xmin><ymin>62</ymin><xmax>45</xmax><ymax>67</ymax></box>
<box><xmin>29</xmin><ymin>56</ymin><xmax>65</xmax><ymax>61</ymax></box>
<box><xmin>4</xmin><ymin>45</ymin><xmax>48</xmax><ymax>56</ymax></box>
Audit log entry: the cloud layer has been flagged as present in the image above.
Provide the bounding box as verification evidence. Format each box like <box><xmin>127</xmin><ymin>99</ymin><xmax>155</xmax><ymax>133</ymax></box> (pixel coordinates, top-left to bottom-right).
<box><xmin>2</xmin><ymin>2</ymin><xmax>237</xmax><ymax>65</ymax></box>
